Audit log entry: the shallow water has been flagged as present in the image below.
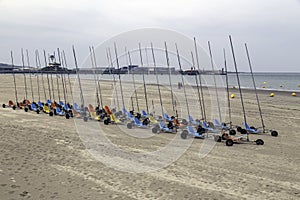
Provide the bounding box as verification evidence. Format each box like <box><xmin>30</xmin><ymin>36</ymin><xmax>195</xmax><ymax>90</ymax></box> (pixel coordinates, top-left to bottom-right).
<box><xmin>78</xmin><ymin>72</ymin><xmax>300</xmax><ymax>92</ymax></box>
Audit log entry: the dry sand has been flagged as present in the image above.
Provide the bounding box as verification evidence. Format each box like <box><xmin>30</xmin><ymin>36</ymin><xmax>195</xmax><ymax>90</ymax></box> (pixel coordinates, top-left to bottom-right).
<box><xmin>0</xmin><ymin>74</ymin><xmax>299</xmax><ymax>200</ymax></box>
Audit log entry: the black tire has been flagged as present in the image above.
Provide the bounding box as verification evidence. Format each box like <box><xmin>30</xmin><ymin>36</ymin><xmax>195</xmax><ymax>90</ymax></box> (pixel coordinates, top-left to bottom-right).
<box><xmin>226</xmin><ymin>139</ymin><xmax>234</xmax><ymax>146</ymax></box>
<box><xmin>36</xmin><ymin>109</ymin><xmax>40</xmax><ymax>114</ymax></box>
<box><xmin>83</xmin><ymin>117</ymin><xmax>88</xmax><ymax>122</ymax></box>
<box><xmin>127</xmin><ymin>122</ymin><xmax>133</xmax><ymax>129</ymax></box>
<box><xmin>241</xmin><ymin>129</ymin><xmax>247</xmax><ymax>134</ymax></box>
<box><xmin>237</xmin><ymin>126</ymin><xmax>242</xmax><ymax>132</ymax></box>
<box><xmin>256</xmin><ymin>139</ymin><xmax>264</xmax><ymax>145</ymax></box>
<box><xmin>24</xmin><ymin>107</ymin><xmax>29</xmax><ymax>112</ymax></box>
<box><xmin>214</xmin><ymin>135</ymin><xmax>221</xmax><ymax>142</ymax></box>
<box><xmin>2</xmin><ymin>104</ymin><xmax>6</xmax><ymax>108</ymax></box>
<box><xmin>229</xmin><ymin>129</ymin><xmax>236</xmax><ymax>135</ymax></box>
<box><xmin>12</xmin><ymin>105</ymin><xmax>16</xmax><ymax>110</ymax></box>
<box><xmin>271</xmin><ymin>131</ymin><xmax>278</xmax><ymax>137</ymax></box>
<box><xmin>152</xmin><ymin>127</ymin><xmax>158</xmax><ymax>134</ymax></box>
<box><xmin>49</xmin><ymin>112</ymin><xmax>54</xmax><ymax>117</ymax></box>
<box><xmin>65</xmin><ymin>113</ymin><xmax>70</xmax><ymax>119</ymax></box>
<box><xmin>181</xmin><ymin>119</ymin><xmax>188</xmax><ymax>125</ymax></box>
<box><xmin>104</xmin><ymin>119</ymin><xmax>109</xmax><ymax>125</ymax></box>
<box><xmin>181</xmin><ymin>130</ymin><xmax>188</xmax><ymax>139</ymax></box>
<box><xmin>221</xmin><ymin>133</ymin><xmax>227</xmax><ymax>140</ymax></box>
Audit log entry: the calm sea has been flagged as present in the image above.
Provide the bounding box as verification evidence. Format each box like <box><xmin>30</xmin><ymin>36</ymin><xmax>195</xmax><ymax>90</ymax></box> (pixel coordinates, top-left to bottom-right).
<box><xmin>81</xmin><ymin>72</ymin><xmax>300</xmax><ymax>92</ymax></box>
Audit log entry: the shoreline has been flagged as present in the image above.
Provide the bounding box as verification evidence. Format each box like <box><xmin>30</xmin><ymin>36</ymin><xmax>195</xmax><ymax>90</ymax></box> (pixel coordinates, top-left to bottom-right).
<box><xmin>77</xmin><ymin>77</ymin><xmax>300</xmax><ymax>94</ymax></box>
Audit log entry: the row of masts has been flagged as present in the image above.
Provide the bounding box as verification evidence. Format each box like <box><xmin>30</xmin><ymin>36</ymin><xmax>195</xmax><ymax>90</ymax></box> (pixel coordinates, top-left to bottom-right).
<box><xmin>10</xmin><ymin>49</ymin><xmax>74</xmax><ymax>106</ymax></box>
<box><xmin>6</xmin><ymin>36</ymin><xmax>267</xmax><ymax>138</ymax></box>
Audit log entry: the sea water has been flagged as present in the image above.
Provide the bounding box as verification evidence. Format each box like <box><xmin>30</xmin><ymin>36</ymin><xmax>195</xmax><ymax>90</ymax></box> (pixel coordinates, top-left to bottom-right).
<box><xmin>80</xmin><ymin>72</ymin><xmax>300</xmax><ymax>92</ymax></box>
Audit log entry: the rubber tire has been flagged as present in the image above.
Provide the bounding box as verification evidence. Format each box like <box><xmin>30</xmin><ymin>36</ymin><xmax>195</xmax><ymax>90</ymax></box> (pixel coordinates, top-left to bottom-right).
<box><xmin>241</xmin><ymin>129</ymin><xmax>247</xmax><ymax>134</ymax></box>
<box><xmin>83</xmin><ymin>117</ymin><xmax>88</xmax><ymax>122</ymax></box>
<box><xmin>181</xmin><ymin>130</ymin><xmax>188</xmax><ymax>139</ymax></box>
<box><xmin>221</xmin><ymin>133</ymin><xmax>227</xmax><ymax>140</ymax></box>
<box><xmin>127</xmin><ymin>122</ymin><xmax>133</xmax><ymax>129</ymax></box>
<box><xmin>271</xmin><ymin>131</ymin><xmax>278</xmax><ymax>137</ymax></box>
<box><xmin>214</xmin><ymin>135</ymin><xmax>221</xmax><ymax>142</ymax></box>
<box><xmin>2</xmin><ymin>104</ymin><xmax>6</xmax><ymax>108</ymax></box>
<box><xmin>36</xmin><ymin>109</ymin><xmax>40</xmax><ymax>114</ymax></box>
<box><xmin>49</xmin><ymin>112</ymin><xmax>54</xmax><ymax>117</ymax></box>
<box><xmin>65</xmin><ymin>113</ymin><xmax>70</xmax><ymax>119</ymax></box>
<box><xmin>12</xmin><ymin>105</ymin><xmax>16</xmax><ymax>110</ymax></box>
<box><xmin>256</xmin><ymin>139</ymin><xmax>264</xmax><ymax>145</ymax></box>
<box><xmin>181</xmin><ymin>119</ymin><xmax>188</xmax><ymax>126</ymax></box>
<box><xmin>237</xmin><ymin>126</ymin><xmax>242</xmax><ymax>132</ymax></box>
<box><xmin>229</xmin><ymin>129</ymin><xmax>236</xmax><ymax>135</ymax></box>
<box><xmin>104</xmin><ymin>119</ymin><xmax>110</xmax><ymax>125</ymax></box>
<box><xmin>24</xmin><ymin>107</ymin><xmax>29</xmax><ymax>112</ymax></box>
<box><xmin>152</xmin><ymin>127</ymin><xmax>158</xmax><ymax>134</ymax></box>
<box><xmin>226</xmin><ymin>139</ymin><xmax>234</xmax><ymax>146</ymax></box>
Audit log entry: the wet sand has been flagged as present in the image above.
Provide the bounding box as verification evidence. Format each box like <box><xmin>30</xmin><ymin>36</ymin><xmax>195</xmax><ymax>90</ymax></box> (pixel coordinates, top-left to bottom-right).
<box><xmin>0</xmin><ymin>74</ymin><xmax>299</xmax><ymax>199</ymax></box>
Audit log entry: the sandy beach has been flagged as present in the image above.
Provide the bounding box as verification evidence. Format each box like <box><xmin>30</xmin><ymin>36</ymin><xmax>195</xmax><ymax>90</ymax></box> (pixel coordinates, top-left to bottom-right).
<box><xmin>0</xmin><ymin>74</ymin><xmax>299</xmax><ymax>200</ymax></box>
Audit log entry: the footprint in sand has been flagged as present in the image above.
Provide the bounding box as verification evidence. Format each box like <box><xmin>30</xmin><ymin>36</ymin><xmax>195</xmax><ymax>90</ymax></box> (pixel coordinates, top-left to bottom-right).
<box><xmin>19</xmin><ymin>191</ymin><xmax>30</xmax><ymax>197</ymax></box>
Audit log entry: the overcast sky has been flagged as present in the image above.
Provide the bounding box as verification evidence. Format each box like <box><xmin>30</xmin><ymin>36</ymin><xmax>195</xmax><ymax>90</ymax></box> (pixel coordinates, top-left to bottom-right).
<box><xmin>0</xmin><ymin>0</ymin><xmax>299</xmax><ymax>72</ymax></box>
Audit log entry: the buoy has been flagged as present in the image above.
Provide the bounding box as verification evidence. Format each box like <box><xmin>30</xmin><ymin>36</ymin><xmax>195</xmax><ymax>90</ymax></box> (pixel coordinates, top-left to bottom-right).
<box><xmin>230</xmin><ymin>94</ymin><xmax>235</xmax><ymax>99</ymax></box>
<box><xmin>270</xmin><ymin>93</ymin><xmax>275</xmax><ymax>97</ymax></box>
<box><xmin>292</xmin><ymin>93</ymin><xmax>297</xmax><ymax>97</ymax></box>
<box><xmin>263</xmin><ymin>81</ymin><xmax>267</xmax><ymax>85</ymax></box>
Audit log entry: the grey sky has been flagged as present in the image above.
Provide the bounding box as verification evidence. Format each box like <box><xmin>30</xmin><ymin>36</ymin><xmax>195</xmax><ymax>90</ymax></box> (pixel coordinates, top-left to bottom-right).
<box><xmin>0</xmin><ymin>0</ymin><xmax>299</xmax><ymax>72</ymax></box>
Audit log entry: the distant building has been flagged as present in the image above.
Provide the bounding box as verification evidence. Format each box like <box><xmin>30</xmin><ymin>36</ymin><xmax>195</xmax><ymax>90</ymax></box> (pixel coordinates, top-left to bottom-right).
<box><xmin>76</xmin><ymin>64</ymin><xmax>224</xmax><ymax>75</ymax></box>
